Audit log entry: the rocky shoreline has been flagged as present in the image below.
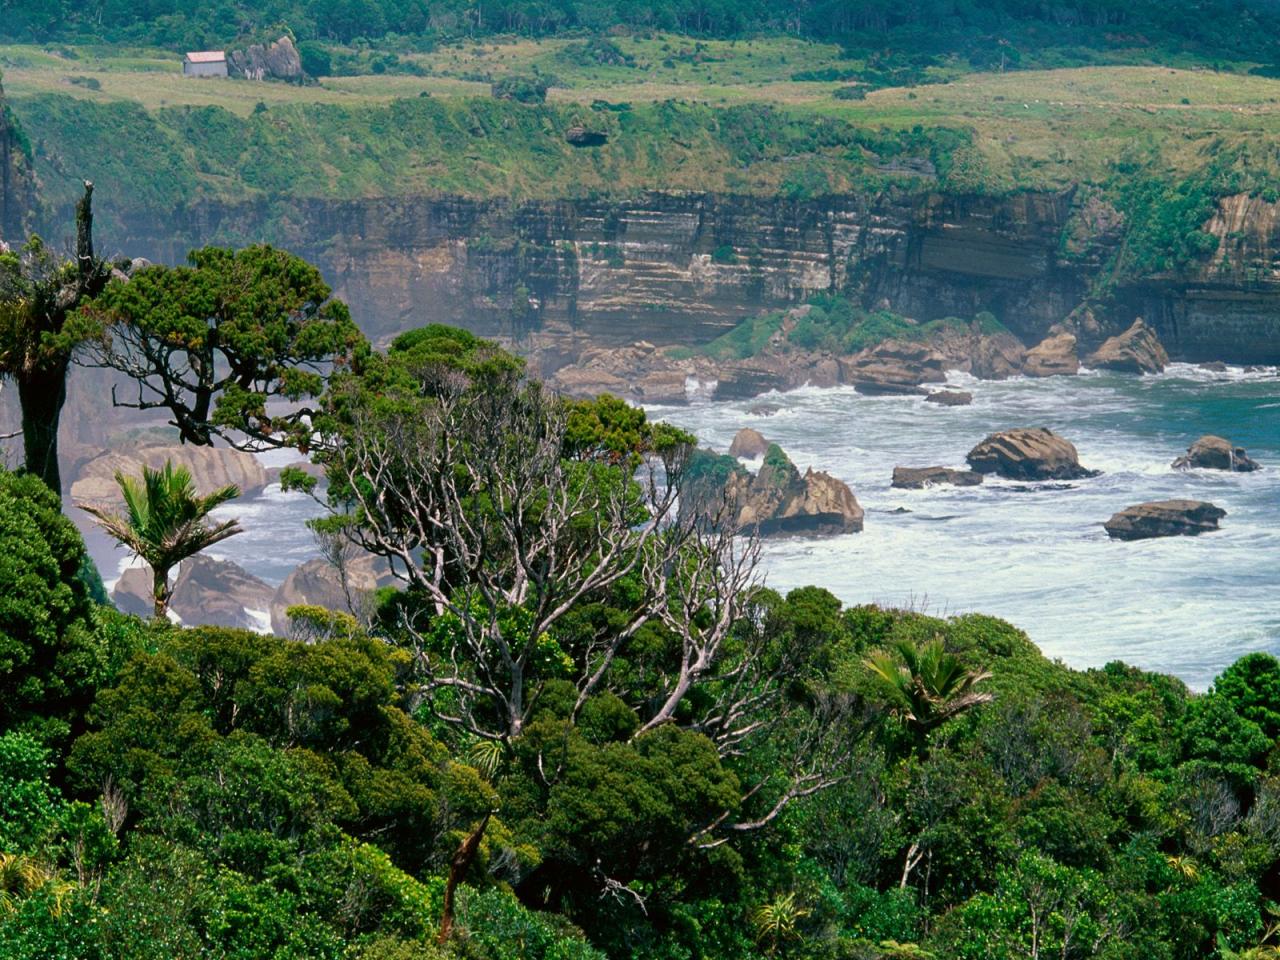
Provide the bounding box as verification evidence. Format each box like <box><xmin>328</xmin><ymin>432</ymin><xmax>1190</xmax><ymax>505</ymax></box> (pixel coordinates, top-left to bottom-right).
<box><xmin>545</xmin><ymin>314</ymin><xmax>1175</xmax><ymax>406</ymax></box>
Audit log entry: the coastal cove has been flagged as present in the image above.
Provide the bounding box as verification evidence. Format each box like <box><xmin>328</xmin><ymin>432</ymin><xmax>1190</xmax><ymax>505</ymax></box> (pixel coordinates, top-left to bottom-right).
<box><xmin>645</xmin><ymin>363</ymin><xmax>1280</xmax><ymax>689</ymax></box>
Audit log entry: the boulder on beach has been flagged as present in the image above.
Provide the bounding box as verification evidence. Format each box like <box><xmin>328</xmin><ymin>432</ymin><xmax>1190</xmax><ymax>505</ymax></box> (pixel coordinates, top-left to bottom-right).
<box><xmin>1104</xmin><ymin>500</ymin><xmax>1226</xmax><ymax>540</ymax></box>
<box><xmin>924</xmin><ymin>390</ymin><xmax>973</xmax><ymax>406</ymax></box>
<box><xmin>837</xmin><ymin>340</ymin><xmax>947</xmax><ymax>395</ymax></box>
<box><xmin>891</xmin><ymin>466</ymin><xmax>984</xmax><ymax>489</ymax></box>
<box><xmin>1085</xmin><ymin>319</ymin><xmax>1168</xmax><ymax>374</ymax></box>
<box><xmin>966</xmin><ymin>427</ymin><xmax>1099</xmax><ymax>481</ymax></box>
<box><xmin>1171</xmin><ymin>435</ymin><xmax>1261</xmax><ymax>472</ymax></box>
<box><xmin>1022</xmin><ymin>332</ymin><xmax>1080</xmax><ymax>378</ymax></box>
<box><xmin>170</xmin><ymin>556</ymin><xmax>275</xmax><ymax>630</ymax></box>
<box><xmin>728</xmin><ymin>427</ymin><xmax>770</xmax><ymax>460</ymax></box>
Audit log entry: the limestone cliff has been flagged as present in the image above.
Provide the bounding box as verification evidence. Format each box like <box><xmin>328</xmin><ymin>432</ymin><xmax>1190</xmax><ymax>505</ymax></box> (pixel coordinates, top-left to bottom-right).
<box><xmin>57</xmin><ymin>186</ymin><xmax>1280</xmax><ymax>365</ymax></box>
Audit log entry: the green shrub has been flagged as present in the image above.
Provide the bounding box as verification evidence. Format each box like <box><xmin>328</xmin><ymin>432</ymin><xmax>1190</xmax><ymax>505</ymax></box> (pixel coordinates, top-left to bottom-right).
<box><xmin>491</xmin><ymin>75</ymin><xmax>550</xmax><ymax>104</ymax></box>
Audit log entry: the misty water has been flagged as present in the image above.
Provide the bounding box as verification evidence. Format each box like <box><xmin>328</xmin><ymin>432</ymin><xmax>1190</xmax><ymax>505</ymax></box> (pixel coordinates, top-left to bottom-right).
<box><xmin>86</xmin><ymin>362</ymin><xmax>1280</xmax><ymax>691</ymax></box>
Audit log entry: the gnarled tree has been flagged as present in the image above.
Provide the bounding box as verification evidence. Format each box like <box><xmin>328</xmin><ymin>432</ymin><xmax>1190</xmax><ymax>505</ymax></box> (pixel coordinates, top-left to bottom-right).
<box><xmin>72</xmin><ymin>244</ymin><xmax>365</xmax><ymax>450</ymax></box>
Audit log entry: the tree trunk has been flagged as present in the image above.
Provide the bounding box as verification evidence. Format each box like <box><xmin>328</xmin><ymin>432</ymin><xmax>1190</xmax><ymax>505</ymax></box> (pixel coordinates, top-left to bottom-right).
<box><xmin>437</xmin><ymin>812</ymin><xmax>491</xmax><ymax>945</ymax></box>
<box><xmin>17</xmin><ymin>360</ymin><xmax>69</xmax><ymax>495</ymax></box>
<box><xmin>152</xmin><ymin>565</ymin><xmax>172</xmax><ymax>620</ymax></box>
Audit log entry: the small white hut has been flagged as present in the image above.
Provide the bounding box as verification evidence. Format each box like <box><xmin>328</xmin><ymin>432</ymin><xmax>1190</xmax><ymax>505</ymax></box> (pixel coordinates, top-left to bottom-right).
<box><xmin>182</xmin><ymin>51</ymin><xmax>228</xmax><ymax>78</ymax></box>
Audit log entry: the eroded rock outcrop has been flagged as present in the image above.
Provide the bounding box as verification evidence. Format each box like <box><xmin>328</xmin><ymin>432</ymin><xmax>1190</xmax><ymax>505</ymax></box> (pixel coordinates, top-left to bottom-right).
<box><xmin>270</xmin><ymin>553</ymin><xmax>393</xmax><ymax>635</ymax></box>
<box><xmin>929</xmin><ymin>322</ymin><xmax>1026</xmax><ymax>380</ymax></box>
<box><xmin>1086</xmin><ymin>320</ymin><xmax>1168</xmax><ymax>374</ymax></box>
<box><xmin>1171</xmin><ymin>435</ymin><xmax>1261</xmax><ymax>472</ymax></box>
<box><xmin>1104</xmin><ymin>500</ymin><xmax>1226</xmax><ymax>540</ymax></box>
<box><xmin>111</xmin><ymin>567</ymin><xmax>153</xmax><ymax>618</ymax></box>
<box><xmin>71</xmin><ymin>443</ymin><xmax>269</xmax><ymax>508</ymax></box>
<box><xmin>891</xmin><ymin>466</ymin><xmax>984</xmax><ymax>489</ymax></box>
<box><xmin>966</xmin><ymin>427</ymin><xmax>1099</xmax><ymax>481</ymax></box>
<box><xmin>838</xmin><ymin>340</ymin><xmax>947</xmax><ymax>395</ymax></box>
<box><xmin>1023</xmin><ymin>332</ymin><xmax>1080</xmax><ymax>377</ymax></box>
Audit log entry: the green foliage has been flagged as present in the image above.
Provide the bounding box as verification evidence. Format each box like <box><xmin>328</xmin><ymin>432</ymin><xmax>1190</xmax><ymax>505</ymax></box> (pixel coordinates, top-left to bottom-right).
<box><xmin>492</xmin><ymin>75</ymin><xmax>550</xmax><ymax>104</ymax></box>
<box><xmin>455</xmin><ymin>887</ymin><xmax>605</xmax><ymax>960</ymax></box>
<box><xmin>0</xmin><ymin>467</ymin><xmax>129</xmax><ymax>744</ymax></box>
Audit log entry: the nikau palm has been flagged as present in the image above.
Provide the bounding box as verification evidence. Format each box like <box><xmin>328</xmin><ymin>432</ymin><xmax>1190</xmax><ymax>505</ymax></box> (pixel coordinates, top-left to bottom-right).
<box><xmin>79</xmin><ymin>460</ymin><xmax>242</xmax><ymax>619</ymax></box>
<box><xmin>864</xmin><ymin>638</ymin><xmax>993</xmax><ymax>753</ymax></box>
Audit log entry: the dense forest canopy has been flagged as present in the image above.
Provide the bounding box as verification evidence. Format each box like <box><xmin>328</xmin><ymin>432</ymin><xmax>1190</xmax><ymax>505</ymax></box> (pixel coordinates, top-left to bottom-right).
<box><xmin>3</xmin><ymin>0</ymin><xmax>1280</xmax><ymax>63</ymax></box>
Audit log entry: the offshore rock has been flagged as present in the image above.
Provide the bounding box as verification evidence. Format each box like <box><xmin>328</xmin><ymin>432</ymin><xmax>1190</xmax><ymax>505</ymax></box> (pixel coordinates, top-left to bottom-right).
<box><xmin>111</xmin><ymin>567</ymin><xmax>154</xmax><ymax>618</ymax></box>
<box><xmin>1104</xmin><ymin>500</ymin><xmax>1226</xmax><ymax>540</ymax></box>
<box><xmin>928</xmin><ymin>322</ymin><xmax>1026</xmax><ymax>379</ymax></box>
<box><xmin>838</xmin><ymin>340</ymin><xmax>947</xmax><ymax>395</ymax></box>
<box><xmin>1086</xmin><ymin>319</ymin><xmax>1169</xmax><ymax>374</ymax></box>
<box><xmin>728</xmin><ymin>428</ymin><xmax>769</xmax><ymax>460</ymax></box>
<box><xmin>1023</xmin><ymin>332</ymin><xmax>1080</xmax><ymax>377</ymax></box>
<box><xmin>1172</xmin><ymin>435</ymin><xmax>1261</xmax><ymax>472</ymax></box>
<box><xmin>683</xmin><ymin>445</ymin><xmax>863</xmax><ymax>537</ymax></box>
<box><xmin>966</xmin><ymin>427</ymin><xmax>1099</xmax><ymax>481</ymax></box>
<box><xmin>924</xmin><ymin>390</ymin><xmax>973</xmax><ymax>406</ymax></box>
<box><xmin>891</xmin><ymin>466</ymin><xmax>984</xmax><ymax>489</ymax></box>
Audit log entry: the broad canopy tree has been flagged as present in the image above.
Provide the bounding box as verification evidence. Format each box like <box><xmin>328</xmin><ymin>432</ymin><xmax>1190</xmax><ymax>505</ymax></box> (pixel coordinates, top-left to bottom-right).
<box><xmin>73</xmin><ymin>244</ymin><xmax>365</xmax><ymax>450</ymax></box>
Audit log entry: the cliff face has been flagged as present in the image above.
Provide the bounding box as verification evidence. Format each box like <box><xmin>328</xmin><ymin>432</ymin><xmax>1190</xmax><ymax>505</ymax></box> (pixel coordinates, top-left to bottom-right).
<box><xmin>0</xmin><ymin>78</ymin><xmax>37</xmax><ymax>243</ymax></box>
<box><xmin>93</xmin><ymin>187</ymin><xmax>1280</xmax><ymax>364</ymax></box>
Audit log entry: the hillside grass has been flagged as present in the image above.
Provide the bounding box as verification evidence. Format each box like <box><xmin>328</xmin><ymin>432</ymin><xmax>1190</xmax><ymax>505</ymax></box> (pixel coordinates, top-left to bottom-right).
<box><xmin>8</xmin><ymin>37</ymin><xmax>1280</xmax><ymax>222</ymax></box>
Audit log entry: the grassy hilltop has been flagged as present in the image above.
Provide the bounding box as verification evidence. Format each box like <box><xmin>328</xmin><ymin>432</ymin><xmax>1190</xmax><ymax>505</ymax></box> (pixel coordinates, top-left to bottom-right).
<box><xmin>7</xmin><ymin>36</ymin><xmax>1280</xmax><ymax>211</ymax></box>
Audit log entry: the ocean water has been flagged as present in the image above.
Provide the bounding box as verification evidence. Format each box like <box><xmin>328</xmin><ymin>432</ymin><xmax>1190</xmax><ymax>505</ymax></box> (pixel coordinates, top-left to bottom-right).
<box><xmin>78</xmin><ymin>363</ymin><xmax>1278</xmax><ymax>690</ymax></box>
<box><xmin>646</xmin><ymin>363</ymin><xmax>1280</xmax><ymax>690</ymax></box>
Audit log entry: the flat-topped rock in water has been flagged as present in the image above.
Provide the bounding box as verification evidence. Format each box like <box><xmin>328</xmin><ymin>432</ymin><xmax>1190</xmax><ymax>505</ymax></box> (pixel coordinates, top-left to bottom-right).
<box><xmin>1104</xmin><ymin>500</ymin><xmax>1226</xmax><ymax>540</ymax></box>
<box><xmin>1172</xmin><ymin>435</ymin><xmax>1261</xmax><ymax>472</ymax></box>
<box><xmin>1022</xmin><ymin>332</ymin><xmax>1080</xmax><ymax>377</ymax></box>
<box><xmin>1086</xmin><ymin>319</ymin><xmax>1169</xmax><ymax>374</ymax></box>
<box><xmin>892</xmin><ymin>466</ymin><xmax>984</xmax><ymax>489</ymax></box>
<box><xmin>924</xmin><ymin>390</ymin><xmax>973</xmax><ymax>406</ymax></box>
<box><xmin>728</xmin><ymin>427</ymin><xmax>769</xmax><ymax>459</ymax></box>
<box><xmin>966</xmin><ymin>427</ymin><xmax>1099</xmax><ymax>481</ymax></box>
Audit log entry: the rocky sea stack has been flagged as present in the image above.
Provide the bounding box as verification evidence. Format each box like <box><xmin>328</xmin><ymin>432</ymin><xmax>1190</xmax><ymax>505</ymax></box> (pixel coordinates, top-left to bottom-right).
<box><xmin>684</xmin><ymin>444</ymin><xmax>863</xmax><ymax>537</ymax></box>
<box><xmin>1104</xmin><ymin>500</ymin><xmax>1226</xmax><ymax>540</ymax></box>
<box><xmin>966</xmin><ymin>428</ymin><xmax>1099</xmax><ymax>481</ymax></box>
